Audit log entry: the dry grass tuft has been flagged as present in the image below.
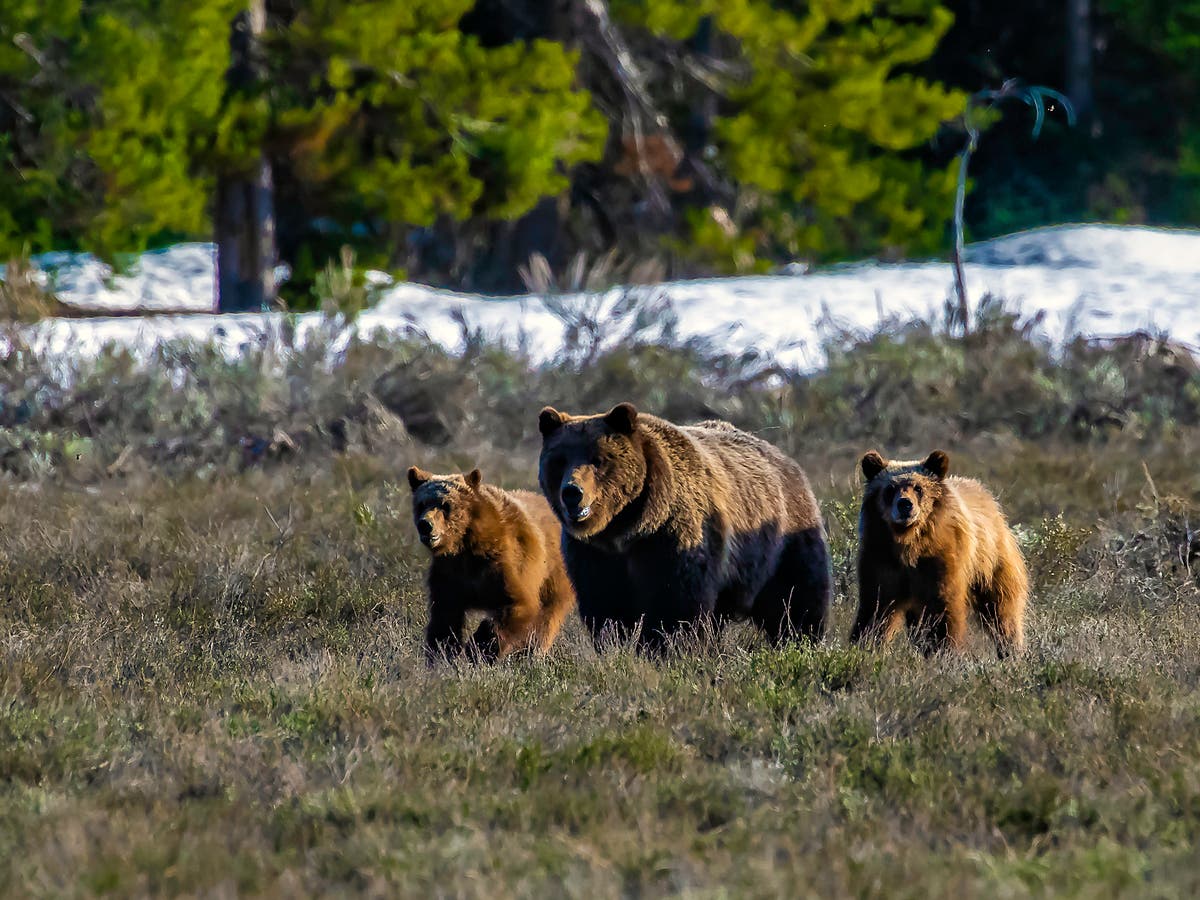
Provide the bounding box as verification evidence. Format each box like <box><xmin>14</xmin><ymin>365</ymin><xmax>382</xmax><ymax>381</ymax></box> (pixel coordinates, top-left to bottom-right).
<box><xmin>0</xmin><ymin>258</ymin><xmax>69</xmax><ymax>322</ymax></box>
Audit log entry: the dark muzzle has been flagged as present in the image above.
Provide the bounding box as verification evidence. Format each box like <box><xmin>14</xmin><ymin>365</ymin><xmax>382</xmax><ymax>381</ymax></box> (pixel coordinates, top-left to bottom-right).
<box><xmin>561</xmin><ymin>483</ymin><xmax>591</xmax><ymax>522</ymax></box>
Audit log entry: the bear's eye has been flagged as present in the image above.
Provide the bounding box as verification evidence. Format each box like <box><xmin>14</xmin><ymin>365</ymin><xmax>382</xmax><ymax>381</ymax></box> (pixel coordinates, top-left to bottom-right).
<box><xmin>913</xmin><ymin>485</ymin><xmax>923</xmax><ymax>497</ymax></box>
<box><xmin>883</xmin><ymin>486</ymin><xmax>896</xmax><ymax>502</ymax></box>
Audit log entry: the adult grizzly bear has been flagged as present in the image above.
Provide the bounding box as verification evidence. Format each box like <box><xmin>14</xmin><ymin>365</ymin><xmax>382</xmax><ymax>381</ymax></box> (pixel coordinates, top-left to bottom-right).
<box><xmin>537</xmin><ymin>402</ymin><xmax>831</xmax><ymax>650</ymax></box>
<box><xmin>851</xmin><ymin>450</ymin><xmax>1029</xmax><ymax>657</ymax></box>
<box><xmin>408</xmin><ymin>467</ymin><xmax>576</xmax><ymax>662</ymax></box>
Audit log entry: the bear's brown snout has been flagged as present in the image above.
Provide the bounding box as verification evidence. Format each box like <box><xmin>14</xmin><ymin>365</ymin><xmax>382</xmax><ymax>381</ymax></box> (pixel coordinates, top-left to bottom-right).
<box><xmin>416</xmin><ymin>516</ymin><xmax>440</xmax><ymax>547</ymax></box>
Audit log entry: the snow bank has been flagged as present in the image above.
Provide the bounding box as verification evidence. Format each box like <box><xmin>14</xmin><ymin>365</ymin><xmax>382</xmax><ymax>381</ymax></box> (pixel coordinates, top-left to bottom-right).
<box><xmin>11</xmin><ymin>224</ymin><xmax>1200</xmax><ymax>371</ymax></box>
<box><xmin>18</xmin><ymin>243</ymin><xmax>217</xmax><ymax>313</ymax></box>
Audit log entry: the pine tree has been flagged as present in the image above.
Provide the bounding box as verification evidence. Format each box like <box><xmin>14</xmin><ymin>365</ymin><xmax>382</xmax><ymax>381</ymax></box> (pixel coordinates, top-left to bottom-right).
<box><xmin>263</xmin><ymin>0</ymin><xmax>607</xmax><ymax>297</ymax></box>
<box><xmin>0</xmin><ymin>1</ymin><xmax>607</xmax><ymax>306</ymax></box>
<box><xmin>0</xmin><ymin>1</ymin><xmax>239</xmax><ymax>258</ymax></box>
<box><xmin>609</xmin><ymin>0</ymin><xmax>967</xmax><ymax>269</ymax></box>
<box><xmin>2</xmin><ymin>1</ymin><xmax>973</xmax><ymax>293</ymax></box>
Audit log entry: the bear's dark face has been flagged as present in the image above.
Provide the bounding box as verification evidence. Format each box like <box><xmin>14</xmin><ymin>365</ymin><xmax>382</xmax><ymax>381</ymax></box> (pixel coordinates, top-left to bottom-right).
<box><xmin>537</xmin><ymin>402</ymin><xmax>647</xmax><ymax>539</ymax></box>
<box><xmin>407</xmin><ymin>467</ymin><xmax>482</xmax><ymax>555</ymax></box>
<box><xmin>861</xmin><ymin>450</ymin><xmax>950</xmax><ymax>533</ymax></box>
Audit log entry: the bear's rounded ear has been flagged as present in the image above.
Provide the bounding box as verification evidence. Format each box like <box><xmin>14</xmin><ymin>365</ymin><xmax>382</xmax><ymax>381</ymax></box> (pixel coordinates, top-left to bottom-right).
<box><xmin>860</xmin><ymin>451</ymin><xmax>887</xmax><ymax>482</ymax></box>
<box><xmin>923</xmin><ymin>450</ymin><xmax>950</xmax><ymax>480</ymax></box>
<box><xmin>407</xmin><ymin>466</ymin><xmax>430</xmax><ymax>491</ymax></box>
<box><xmin>538</xmin><ymin>407</ymin><xmax>565</xmax><ymax>437</ymax></box>
<box><xmin>604</xmin><ymin>402</ymin><xmax>638</xmax><ymax>435</ymax></box>
<box><xmin>464</xmin><ymin>468</ymin><xmax>482</xmax><ymax>490</ymax></box>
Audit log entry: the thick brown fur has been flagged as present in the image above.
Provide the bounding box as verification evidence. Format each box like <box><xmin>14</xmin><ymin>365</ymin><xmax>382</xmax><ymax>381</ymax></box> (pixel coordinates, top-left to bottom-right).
<box><xmin>537</xmin><ymin>402</ymin><xmax>831</xmax><ymax>650</ymax></box>
<box><xmin>850</xmin><ymin>450</ymin><xmax>1029</xmax><ymax>658</ymax></box>
<box><xmin>407</xmin><ymin>466</ymin><xmax>576</xmax><ymax>663</ymax></box>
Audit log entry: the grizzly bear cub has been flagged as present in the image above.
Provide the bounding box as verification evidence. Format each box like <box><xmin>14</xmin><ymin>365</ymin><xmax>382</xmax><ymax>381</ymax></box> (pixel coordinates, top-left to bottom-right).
<box><xmin>537</xmin><ymin>402</ymin><xmax>831</xmax><ymax>651</ymax></box>
<box><xmin>407</xmin><ymin>467</ymin><xmax>576</xmax><ymax>663</ymax></box>
<box><xmin>851</xmin><ymin>450</ymin><xmax>1029</xmax><ymax>657</ymax></box>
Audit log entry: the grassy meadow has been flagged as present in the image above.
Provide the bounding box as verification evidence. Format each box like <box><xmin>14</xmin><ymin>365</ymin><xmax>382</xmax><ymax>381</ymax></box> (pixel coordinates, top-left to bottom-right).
<box><xmin>1</xmin><ymin>305</ymin><xmax>1199</xmax><ymax>897</ymax></box>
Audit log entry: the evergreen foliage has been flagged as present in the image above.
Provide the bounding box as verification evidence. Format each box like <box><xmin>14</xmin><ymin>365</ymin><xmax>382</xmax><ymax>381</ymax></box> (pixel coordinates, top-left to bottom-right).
<box><xmin>3</xmin><ymin>1</ymin><xmax>1197</xmax><ymax>295</ymax></box>
<box><xmin>0</xmin><ymin>1</ymin><xmax>237</xmax><ymax>257</ymax></box>
<box><xmin>0</xmin><ymin>0</ymin><xmax>607</xmax><ymax>297</ymax></box>
<box><xmin>81</xmin><ymin>2</ymin><xmax>240</xmax><ymax>257</ymax></box>
<box><xmin>265</xmin><ymin>0</ymin><xmax>606</xmax><ymax>286</ymax></box>
<box><xmin>612</xmin><ymin>0</ymin><xmax>965</xmax><ymax>266</ymax></box>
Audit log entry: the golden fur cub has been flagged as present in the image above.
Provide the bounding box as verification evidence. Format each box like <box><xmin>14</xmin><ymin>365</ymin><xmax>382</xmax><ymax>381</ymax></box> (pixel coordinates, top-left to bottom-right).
<box><xmin>409</xmin><ymin>467</ymin><xmax>576</xmax><ymax>662</ymax></box>
<box><xmin>851</xmin><ymin>450</ymin><xmax>1029</xmax><ymax>657</ymax></box>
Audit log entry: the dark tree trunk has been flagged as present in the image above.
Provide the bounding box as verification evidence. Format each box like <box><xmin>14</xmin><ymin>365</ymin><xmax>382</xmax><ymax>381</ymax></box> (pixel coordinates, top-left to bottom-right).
<box><xmin>215</xmin><ymin>157</ymin><xmax>276</xmax><ymax>312</ymax></box>
<box><xmin>1066</xmin><ymin>0</ymin><xmax>1094</xmax><ymax>126</ymax></box>
<box><xmin>683</xmin><ymin>17</ymin><xmax>716</xmax><ymax>160</ymax></box>
<box><xmin>215</xmin><ymin>1</ymin><xmax>276</xmax><ymax>313</ymax></box>
<box><xmin>475</xmin><ymin>197</ymin><xmax>565</xmax><ymax>293</ymax></box>
<box><xmin>455</xmin><ymin>0</ymin><xmax>575</xmax><ymax>292</ymax></box>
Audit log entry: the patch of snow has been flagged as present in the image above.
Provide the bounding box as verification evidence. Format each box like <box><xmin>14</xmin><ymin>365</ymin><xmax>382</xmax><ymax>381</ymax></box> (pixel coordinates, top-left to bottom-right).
<box><xmin>8</xmin><ymin>224</ymin><xmax>1200</xmax><ymax>371</ymax></box>
<box><xmin>23</xmin><ymin>243</ymin><xmax>217</xmax><ymax>313</ymax></box>
<box><xmin>965</xmin><ymin>223</ymin><xmax>1200</xmax><ymax>273</ymax></box>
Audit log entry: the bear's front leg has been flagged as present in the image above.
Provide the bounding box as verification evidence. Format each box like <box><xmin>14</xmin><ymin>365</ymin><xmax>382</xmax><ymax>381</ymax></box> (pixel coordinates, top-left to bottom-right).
<box><xmin>425</xmin><ymin>601</ymin><xmax>467</xmax><ymax>664</ymax></box>
<box><xmin>909</xmin><ymin>568</ymin><xmax>969</xmax><ymax>656</ymax></box>
<box><xmin>851</xmin><ymin>564</ymin><xmax>906</xmax><ymax>648</ymax></box>
<box><xmin>562</xmin><ymin>537</ymin><xmax>642</xmax><ymax>650</ymax></box>
<box><xmin>630</xmin><ymin>539</ymin><xmax>720</xmax><ymax>654</ymax></box>
<box><xmin>492</xmin><ymin>594</ymin><xmax>544</xmax><ymax>660</ymax></box>
<box><xmin>487</xmin><ymin>559</ymin><xmax>551</xmax><ymax>659</ymax></box>
<box><xmin>469</xmin><ymin>618</ymin><xmax>500</xmax><ymax>663</ymax></box>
